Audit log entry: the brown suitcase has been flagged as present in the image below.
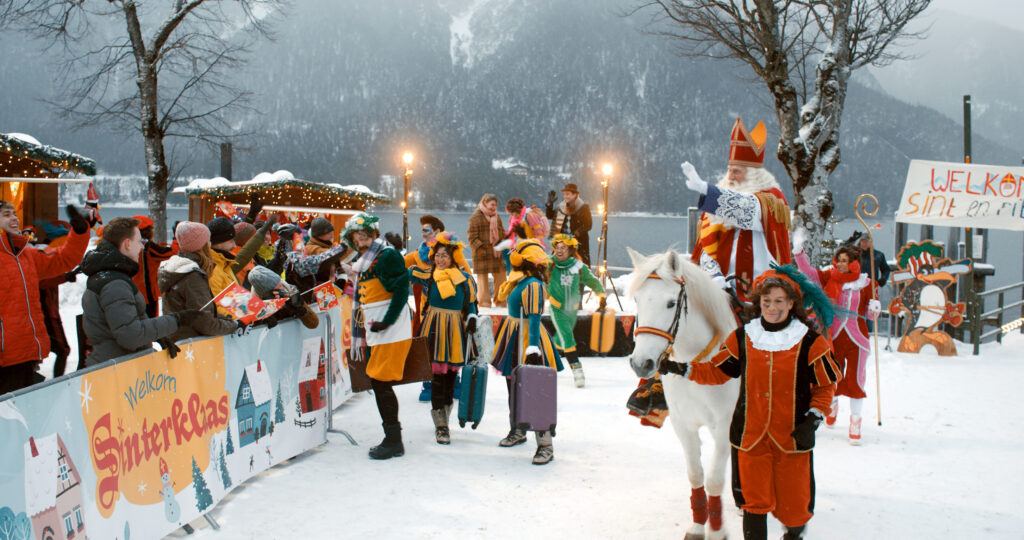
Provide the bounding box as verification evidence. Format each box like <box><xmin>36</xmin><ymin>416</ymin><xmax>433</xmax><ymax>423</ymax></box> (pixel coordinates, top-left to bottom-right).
<box><xmin>589</xmin><ymin>307</ymin><xmax>616</xmax><ymax>354</ymax></box>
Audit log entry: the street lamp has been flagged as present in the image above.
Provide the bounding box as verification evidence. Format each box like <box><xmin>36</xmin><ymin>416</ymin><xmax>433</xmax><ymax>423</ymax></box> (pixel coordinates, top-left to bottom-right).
<box><xmin>402</xmin><ymin>152</ymin><xmax>414</xmax><ymax>250</ymax></box>
<box><xmin>598</xmin><ymin>163</ymin><xmax>612</xmax><ymax>280</ymax></box>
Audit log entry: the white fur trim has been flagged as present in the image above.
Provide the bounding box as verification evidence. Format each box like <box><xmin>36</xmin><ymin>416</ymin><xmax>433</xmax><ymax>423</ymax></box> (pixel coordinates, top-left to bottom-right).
<box><xmin>567</xmin><ymin>259</ymin><xmax>583</xmax><ymax>275</ymax></box>
<box><xmin>745</xmin><ymin>318</ymin><xmax>808</xmax><ymax>352</ymax></box>
<box><xmin>843</xmin><ymin>274</ymin><xmax>872</xmax><ymax>291</ymax></box>
<box><xmin>524</xmin><ymin>345</ymin><xmax>541</xmax><ymax>357</ymax></box>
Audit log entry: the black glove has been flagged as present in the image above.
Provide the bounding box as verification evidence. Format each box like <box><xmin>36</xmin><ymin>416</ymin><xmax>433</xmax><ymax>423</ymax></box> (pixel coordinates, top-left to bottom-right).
<box><xmin>66</xmin><ymin>205</ymin><xmax>89</xmax><ymax>234</ymax></box>
<box><xmin>658</xmin><ymin>358</ymin><xmax>689</xmax><ymax>377</ymax></box>
<box><xmin>790</xmin><ymin>412</ymin><xmax>822</xmax><ymax>449</ymax></box>
<box><xmin>174</xmin><ymin>309</ymin><xmax>203</xmax><ymax>327</ymax></box>
<box><xmin>235</xmin><ymin>320</ymin><xmax>249</xmax><ymax>336</ymax></box>
<box><xmin>384</xmin><ymin>232</ymin><xmax>403</xmax><ymax>250</ymax></box>
<box><xmin>370</xmin><ymin>320</ymin><xmax>390</xmax><ymax>333</ymax></box>
<box><xmin>465</xmin><ymin>316</ymin><xmax>477</xmax><ymax>335</ymax></box>
<box><xmin>245</xmin><ymin>195</ymin><xmax>264</xmax><ymax>223</ymax></box>
<box><xmin>525</xmin><ymin>352</ymin><xmax>542</xmax><ymax>365</ymax></box>
<box><xmin>264</xmin><ymin>317</ymin><xmax>279</xmax><ymax>329</ymax></box>
<box><xmin>288</xmin><ymin>292</ymin><xmax>305</xmax><ymax>308</ymax></box>
<box><xmin>158</xmin><ymin>338</ymin><xmax>181</xmax><ymax>359</ymax></box>
<box><xmin>64</xmin><ymin>268</ymin><xmax>80</xmax><ymax>283</ymax></box>
<box><xmin>546</xmin><ymin>190</ymin><xmax>558</xmax><ymax>207</ymax></box>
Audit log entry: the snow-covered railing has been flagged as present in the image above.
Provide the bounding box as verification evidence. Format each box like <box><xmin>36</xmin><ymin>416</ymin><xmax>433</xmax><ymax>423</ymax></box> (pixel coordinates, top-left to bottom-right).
<box><xmin>972</xmin><ymin>280</ymin><xmax>1024</xmax><ymax>354</ymax></box>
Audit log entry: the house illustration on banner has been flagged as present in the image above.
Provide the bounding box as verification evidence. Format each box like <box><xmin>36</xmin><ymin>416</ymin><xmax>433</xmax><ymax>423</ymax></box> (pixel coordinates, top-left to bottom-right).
<box><xmin>23</xmin><ymin>434</ymin><xmax>88</xmax><ymax>540</ymax></box>
<box><xmin>298</xmin><ymin>339</ymin><xmax>327</xmax><ymax>414</ymax></box>
<box><xmin>235</xmin><ymin>359</ymin><xmax>273</xmax><ymax>447</ymax></box>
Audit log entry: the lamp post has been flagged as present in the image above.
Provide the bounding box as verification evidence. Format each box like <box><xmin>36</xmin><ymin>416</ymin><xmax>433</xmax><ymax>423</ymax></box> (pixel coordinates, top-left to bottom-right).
<box><xmin>599</xmin><ymin>163</ymin><xmax>612</xmax><ymax>279</ymax></box>
<box><xmin>401</xmin><ymin>152</ymin><xmax>413</xmax><ymax>251</ymax></box>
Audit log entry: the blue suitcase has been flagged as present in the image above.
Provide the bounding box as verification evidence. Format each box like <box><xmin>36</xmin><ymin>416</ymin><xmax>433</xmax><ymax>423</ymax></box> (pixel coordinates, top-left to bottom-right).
<box><xmin>511</xmin><ymin>363</ymin><xmax>557</xmax><ymax>434</ymax></box>
<box><xmin>458</xmin><ymin>362</ymin><xmax>488</xmax><ymax>429</ymax></box>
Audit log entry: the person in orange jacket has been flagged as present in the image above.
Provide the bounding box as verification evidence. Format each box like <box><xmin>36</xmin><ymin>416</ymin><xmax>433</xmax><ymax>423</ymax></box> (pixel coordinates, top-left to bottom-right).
<box><xmin>0</xmin><ymin>202</ymin><xmax>91</xmax><ymax>394</ymax></box>
<box><xmin>657</xmin><ymin>265</ymin><xmax>841</xmax><ymax>540</ymax></box>
<box><xmin>132</xmin><ymin>215</ymin><xmax>178</xmax><ymax>317</ymax></box>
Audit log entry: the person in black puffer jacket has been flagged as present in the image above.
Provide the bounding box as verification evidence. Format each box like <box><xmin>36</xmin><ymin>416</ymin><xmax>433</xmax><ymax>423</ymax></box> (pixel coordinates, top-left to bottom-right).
<box><xmin>81</xmin><ymin>217</ymin><xmax>198</xmax><ymax>366</ymax></box>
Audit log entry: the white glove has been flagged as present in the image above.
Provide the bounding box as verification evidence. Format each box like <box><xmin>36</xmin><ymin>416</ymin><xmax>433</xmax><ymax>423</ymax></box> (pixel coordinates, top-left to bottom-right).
<box><xmin>524</xmin><ymin>345</ymin><xmax>541</xmax><ymax>357</ymax></box>
<box><xmin>681</xmin><ymin>161</ymin><xmax>708</xmax><ymax>195</ymax></box>
<box><xmin>493</xmin><ymin>238</ymin><xmax>513</xmax><ymax>253</ymax></box>
<box><xmin>868</xmin><ymin>299</ymin><xmax>881</xmax><ymax>318</ymax></box>
<box><xmin>791</xmin><ymin>227</ymin><xmax>808</xmax><ymax>255</ymax></box>
<box><xmin>711</xmin><ymin>275</ymin><xmax>728</xmax><ymax>289</ymax></box>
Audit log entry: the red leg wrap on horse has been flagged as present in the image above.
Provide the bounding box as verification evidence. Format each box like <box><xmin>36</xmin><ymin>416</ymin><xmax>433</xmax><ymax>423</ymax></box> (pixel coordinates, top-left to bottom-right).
<box><xmin>708</xmin><ymin>495</ymin><xmax>723</xmax><ymax>530</ymax></box>
<box><xmin>690</xmin><ymin>487</ymin><xmax>708</xmax><ymax>525</ymax></box>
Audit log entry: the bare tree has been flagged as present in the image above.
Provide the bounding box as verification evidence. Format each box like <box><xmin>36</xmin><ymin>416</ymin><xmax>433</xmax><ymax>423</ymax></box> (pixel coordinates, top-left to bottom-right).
<box><xmin>632</xmin><ymin>0</ymin><xmax>930</xmax><ymax>258</ymax></box>
<box><xmin>1</xmin><ymin>0</ymin><xmax>284</xmax><ymax>241</ymax></box>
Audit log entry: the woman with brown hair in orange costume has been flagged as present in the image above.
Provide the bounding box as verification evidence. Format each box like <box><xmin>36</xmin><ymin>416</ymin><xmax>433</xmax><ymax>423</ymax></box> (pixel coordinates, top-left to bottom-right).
<box><xmin>657</xmin><ymin>264</ymin><xmax>842</xmax><ymax>540</ymax></box>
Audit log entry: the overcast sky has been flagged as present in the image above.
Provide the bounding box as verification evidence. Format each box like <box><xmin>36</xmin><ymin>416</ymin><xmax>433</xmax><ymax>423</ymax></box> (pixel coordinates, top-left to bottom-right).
<box><xmin>928</xmin><ymin>0</ymin><xmax>1024</xmax><ymax>27</ymax></box>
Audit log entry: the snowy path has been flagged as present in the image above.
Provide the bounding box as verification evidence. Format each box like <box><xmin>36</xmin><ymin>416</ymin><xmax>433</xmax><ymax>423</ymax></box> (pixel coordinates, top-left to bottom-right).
<box><xmin>170</xmin><ymin>337</ymin><xmax>1024</xmax><ymax>539</ymax></box>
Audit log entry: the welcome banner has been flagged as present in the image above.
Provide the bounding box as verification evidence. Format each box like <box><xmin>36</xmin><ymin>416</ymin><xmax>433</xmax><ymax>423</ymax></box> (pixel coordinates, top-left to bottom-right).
<box><xmin>0</xmin><ymin>309</ymin><xmax>355</xmax><ymax>540</ymax></box>
<box><xmin>896</xmin><ymin>159</ymin><xmax>1024</xmax><ymax>231</ymax></box>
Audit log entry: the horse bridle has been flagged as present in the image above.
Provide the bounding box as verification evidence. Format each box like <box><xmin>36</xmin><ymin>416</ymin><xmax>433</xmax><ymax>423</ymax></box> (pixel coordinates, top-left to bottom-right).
<box><xmin>634</xmin><ymin>273</ymin><xmax>722</xmax><ymax>370</ymax></box>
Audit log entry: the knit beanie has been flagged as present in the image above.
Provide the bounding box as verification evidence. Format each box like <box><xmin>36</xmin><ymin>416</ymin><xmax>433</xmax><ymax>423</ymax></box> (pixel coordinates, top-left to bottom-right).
<box><xmin>310</xmin><ymin>217</ymin><xmax>334</xmax><ymax>238</ymax></box>
<box><xmin>234</xmin><ymin>222</ymin><xmax>257</xmax><ymax>245</ymax></box>
<box><xmin>207</xmin><ymin>217</ymin><xmax>236</xmax><ymax>245</ymax></box>
<box><xmin>248</xmin><ymin>265</ymin><xmax>283</xmax><ymax>299</ymax></box>
<box><xmin>175</xmin><ymin>221</ymin><xmax>211</xmax><ymax>253</ymax></box>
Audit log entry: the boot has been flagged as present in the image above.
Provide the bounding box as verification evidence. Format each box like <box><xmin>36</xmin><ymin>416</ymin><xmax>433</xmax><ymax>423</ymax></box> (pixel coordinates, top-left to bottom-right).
<box><xmin>849</xmin><ymin>415</ymin><xmax>862</xmax><ymax>445</ymax></box>
<box><xmin>825</xmin><ymin>397</ymin><xmax>838</xmax><ymax>427</ymax></box>
<box><xmin>368</xmin><ymin>423</ymin><xmax>404</xmax><ymax>459</ymax></box>
<box><xmin>499</xmin><ymin>426</ymin><xmax>527</xmax><ymax>447</ymax></box>
<box><xmin>567</xmin><ymin>351</ymin><xmax>585</xmax><ymax>388</ymax></box>
<box><xmin>782</xmin><ymin>524</ymin><xmax>806</xmax><ymax>539</ymax></box>
<box><xmin>431</xmin><ymin>408</ymin><xmax>450</xmax><ymax>445</ymax></box>
<box><xmin>742</xmin><ymin>511</ymin><xmax>767</xmax><ymax>540</ymax></box>
<box><xmin>532</xmin><ymin>431</ymin><xmax>553</xmax><ymax>465</ymax></box>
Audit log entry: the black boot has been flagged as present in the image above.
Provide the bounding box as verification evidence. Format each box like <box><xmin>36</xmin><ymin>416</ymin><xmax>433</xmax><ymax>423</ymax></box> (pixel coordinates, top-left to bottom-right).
<box><xmin>368</xmin><ymin>422</ymin><xmax>404</xmax><ymax>459</ymax></box>
<box><xmin>742</xmin><ymin>511</ymin><xmax>767</xmax><ymax>540</ymax></box>
<box><xmin>782</xmin><ymin>524</ymin><xmax>806</xmax><ymax>539</ymax></box>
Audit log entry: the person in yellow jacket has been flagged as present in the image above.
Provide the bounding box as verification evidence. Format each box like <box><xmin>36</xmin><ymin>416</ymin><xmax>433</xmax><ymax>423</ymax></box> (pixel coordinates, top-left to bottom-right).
<box><xmin>205</xmin><ymin>216</ymin><xmax>276</xmax><ymax>309</ymax></box>
<box><xmin>341</xmin><ymin>212</ymin><xmax>412</xmax><ymax>460</ymax></box>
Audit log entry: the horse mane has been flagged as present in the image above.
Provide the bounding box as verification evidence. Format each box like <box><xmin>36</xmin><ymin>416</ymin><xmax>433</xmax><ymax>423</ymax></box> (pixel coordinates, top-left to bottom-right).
<box><xmin>629</xmin><ymin>249</ymin><xmax>737</xmax><ymax>338</ymax></box>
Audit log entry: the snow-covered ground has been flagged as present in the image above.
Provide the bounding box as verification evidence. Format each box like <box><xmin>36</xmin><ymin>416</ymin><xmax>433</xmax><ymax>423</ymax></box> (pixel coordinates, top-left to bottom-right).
<box><xmin>163</xmin><ymin>335</ymin><xmax>1024</xmax><ymax>539</ymax></box>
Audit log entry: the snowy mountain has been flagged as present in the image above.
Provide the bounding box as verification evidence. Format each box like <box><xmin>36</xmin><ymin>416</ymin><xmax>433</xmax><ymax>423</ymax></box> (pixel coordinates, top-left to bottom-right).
<box><xmin>1</xmin><ymin>0</ymin><xmax>1019</xmax><ymax>213</ymax></box>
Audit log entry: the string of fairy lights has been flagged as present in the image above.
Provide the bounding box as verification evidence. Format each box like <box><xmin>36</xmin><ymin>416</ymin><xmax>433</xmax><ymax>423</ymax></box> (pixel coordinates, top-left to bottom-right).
<box><xmin>0</xmin><ymin>133</ymin><xmax>97</xmax><ymax>178</ymax></box>
<box><xmin>186</xmin><ymin>178</ymin><xmax>392</xmax><ymax>213</ymax></box>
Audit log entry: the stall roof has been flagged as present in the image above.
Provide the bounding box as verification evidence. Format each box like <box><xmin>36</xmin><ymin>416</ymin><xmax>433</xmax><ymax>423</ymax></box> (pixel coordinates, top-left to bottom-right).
<box><xmin>0</xmin><ymin>132</ymin><xmax>97</xmax><ymax>177</ymax></box>
<box><xmin>174</xmin><ymin>173</ymin><xmax>391</xmax><ymax>204</ymax></box>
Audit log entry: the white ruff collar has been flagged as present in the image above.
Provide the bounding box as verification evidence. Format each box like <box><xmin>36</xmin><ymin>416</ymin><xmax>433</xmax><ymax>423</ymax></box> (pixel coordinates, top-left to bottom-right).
<box><xmin>745</xmin><ymin>318</ymin><xmax>808</xmax><ymax>352</ymax></box>
<box><xmin>843</xmin><ymin>274</ymin><xmax>871</xmax><ymax>291</ymax></box>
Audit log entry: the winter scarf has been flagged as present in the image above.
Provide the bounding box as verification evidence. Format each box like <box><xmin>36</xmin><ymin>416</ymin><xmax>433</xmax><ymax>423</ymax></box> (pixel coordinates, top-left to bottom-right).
<box><xmin>432</xmin><ymin>267</ymin><xmax>467</xmax><ymax>299</ymax></box>
<box><xmin>479</xmin><ymin>201</ymin><xmax>502</xmax><ymax>245</ymax></box>
<box><xmin>551</xmin><ymin>197</ymin><xmax>585</xmax><ymax>235</ymax></box>
<box><xmin>823</xmin><ymin>260</ymin><xmax>861</xmax><ymax>302</ymax></box>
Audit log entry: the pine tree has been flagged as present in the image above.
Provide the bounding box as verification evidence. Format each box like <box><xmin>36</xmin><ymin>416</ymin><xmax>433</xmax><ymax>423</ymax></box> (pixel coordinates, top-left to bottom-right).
<box><xmin>191</xmin><ymin>457</ymin><xmax>213</xmax><ymax>512</ymax></box>
<box><xmin>225</xmin><ymin>424</ymin><xmax>234</xmax><ymax>455</ymax></box>
<box><xmin>274</xmin><ymin>382</ymin><xmax>286</xmax><ymax>423</ymax></box>
<box><xmin>218</xmin><ymin>444</ymin><xmax>232</xmax><ymax>489</ymax></box>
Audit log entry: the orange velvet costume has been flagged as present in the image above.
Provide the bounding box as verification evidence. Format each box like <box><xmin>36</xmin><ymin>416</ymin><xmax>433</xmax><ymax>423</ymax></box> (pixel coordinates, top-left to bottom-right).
<box><xmin>689</xmin><ymin>319</ymin><xmax>841</xmax><ymax>527</ymax></box>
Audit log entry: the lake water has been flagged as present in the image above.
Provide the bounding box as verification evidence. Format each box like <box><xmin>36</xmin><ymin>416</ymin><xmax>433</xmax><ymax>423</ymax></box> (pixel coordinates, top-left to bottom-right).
<box><xmin>102</xmin><ymin>206</ymin><xmax>1023</xmax><ymax>306</ymax></box>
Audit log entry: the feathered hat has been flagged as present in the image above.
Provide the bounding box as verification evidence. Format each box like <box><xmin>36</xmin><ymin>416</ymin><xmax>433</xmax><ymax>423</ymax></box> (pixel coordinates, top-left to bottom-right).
<box><xmin>728</xmin><ymin>117</ymin><xmax>767</xmax><ymax>169</ymax></box>
<box><xmin>339</xmin><ymin>212</ymin><xmax>380</xmax><ymax>249</ymax></box>
<box><xmin>427</xmin><ymin>231</ymin><xmax>465</xmax><ymax>258</ymax></box>
<box><xmin>752</xmin><ymin>263</ymin><xmax>836</xmax><ymax>328</ymax></box>
<box><xmin>551</xmin><ymin>233</ymin><xmax>579</xmax><ymax>248</ymax></box>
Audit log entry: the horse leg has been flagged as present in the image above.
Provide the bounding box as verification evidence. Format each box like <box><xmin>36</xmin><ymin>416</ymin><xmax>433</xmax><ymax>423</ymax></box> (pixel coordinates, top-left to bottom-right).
<box><xmin>704</xmin><ymin>422</ymin><xmax>732</xmax><ymax>540</ymax></box>
<box><xmin>674</xmin><ymin>426</ymin><xmax>708</xmax><ymax>540</ymax></box>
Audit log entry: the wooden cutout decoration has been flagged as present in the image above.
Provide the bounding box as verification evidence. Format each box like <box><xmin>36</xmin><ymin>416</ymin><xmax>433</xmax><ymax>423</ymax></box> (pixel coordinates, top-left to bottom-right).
<box><xmin>887</xmin><ymin>240</ymin><xmax>972</xmax><ymax>356</ymax></box>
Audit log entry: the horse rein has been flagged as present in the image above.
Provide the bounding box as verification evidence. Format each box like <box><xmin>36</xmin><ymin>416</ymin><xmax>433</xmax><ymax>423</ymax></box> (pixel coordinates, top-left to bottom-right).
<box><xmin>634</xmin><ymin>272</ymin><xmax>722</xmax><ymax>370</ymax></box>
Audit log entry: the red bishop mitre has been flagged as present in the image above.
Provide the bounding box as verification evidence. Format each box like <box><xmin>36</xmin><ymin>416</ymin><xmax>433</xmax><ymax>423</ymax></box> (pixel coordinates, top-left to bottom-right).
<box><xmin>86</xmin><ymin>182</ymin><xmax>100</xmax><ymax>204</ymax></box>
<box><xmin>728</xmin><ymin>117</ymin><xmax>767</xmax><ymax>169</ymax></box>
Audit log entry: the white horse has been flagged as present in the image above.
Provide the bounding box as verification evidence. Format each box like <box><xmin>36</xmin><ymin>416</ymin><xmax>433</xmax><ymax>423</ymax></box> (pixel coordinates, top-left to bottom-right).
<box><xmin>627</xmin><ymin>248</ymin><xmax>739</xmax><ymax>540</ymax></box>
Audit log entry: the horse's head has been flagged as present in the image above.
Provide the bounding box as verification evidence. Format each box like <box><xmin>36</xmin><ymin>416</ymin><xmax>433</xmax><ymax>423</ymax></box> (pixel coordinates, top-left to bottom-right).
<box><xmin>627</xmin><ymin>247</ymin><xmax>736</xmax><ymax>379</ymax></box>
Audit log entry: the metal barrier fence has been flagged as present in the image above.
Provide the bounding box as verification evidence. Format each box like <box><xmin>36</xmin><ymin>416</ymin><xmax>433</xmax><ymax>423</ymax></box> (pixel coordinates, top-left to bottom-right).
<box><xmin>971</xmin><ymin>280</ymin><xmax>1024</xmax><ymax>354</ymax></box>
